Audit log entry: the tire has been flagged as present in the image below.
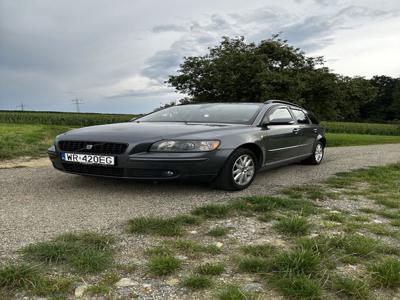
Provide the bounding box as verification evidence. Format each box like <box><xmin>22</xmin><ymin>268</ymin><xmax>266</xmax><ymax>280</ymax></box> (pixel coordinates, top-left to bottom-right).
<box><xmin>213</xmin><ymin>148</ymin><xmax>257</xmax><ymax>191</ymax></box>
<box><xmin>303</xmin><ymin>141</ymin><xmax>324</xmax><ymax>165</ymax></box>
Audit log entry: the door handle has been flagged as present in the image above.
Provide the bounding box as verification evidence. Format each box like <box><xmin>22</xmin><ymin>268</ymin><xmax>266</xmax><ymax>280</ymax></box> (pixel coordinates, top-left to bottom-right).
<box><xmin>292</xmin><ymin>128</ymin><xmax>300</xmax><ymax>135</ymax></box>
<box><xmin>313</xmin><ymin>128</ymin><xmax>318</xmax><ymax>133</ymax></box>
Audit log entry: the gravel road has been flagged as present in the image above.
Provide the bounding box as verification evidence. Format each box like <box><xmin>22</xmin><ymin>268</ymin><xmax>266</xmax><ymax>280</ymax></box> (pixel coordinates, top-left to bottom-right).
<box><xmin>1</xmin><ymin>144</ymin><xmax>399</xmax><ymax>258</ymax></box>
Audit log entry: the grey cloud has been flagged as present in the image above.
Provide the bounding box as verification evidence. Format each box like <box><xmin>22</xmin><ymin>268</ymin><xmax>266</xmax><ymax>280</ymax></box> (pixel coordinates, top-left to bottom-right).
<box><xmin>142</xmin><ymin>48</ymin><xmax>184</xmax><ymax>82</ymax></box>
<box><xmin>152</xmin><ymin>24</ymin><xmax>186</xmax><ymax>33</ymax></box>
<box><xmin>106</xmin><ymin>88</ymin><xmax>173</xmax><ymax>99</ymax></box>
<box><xmin>274</xmin><ymin>5</ymin><xmax>397</xmax><ymax>51</ymax></box>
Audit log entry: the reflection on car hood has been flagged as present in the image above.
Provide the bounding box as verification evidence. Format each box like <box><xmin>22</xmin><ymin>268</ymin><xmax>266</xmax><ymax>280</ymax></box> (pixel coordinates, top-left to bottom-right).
<box><xmin>59</xmin><ymin>122</ymin><xmax>247</xmax><ymax>143</ymax></box>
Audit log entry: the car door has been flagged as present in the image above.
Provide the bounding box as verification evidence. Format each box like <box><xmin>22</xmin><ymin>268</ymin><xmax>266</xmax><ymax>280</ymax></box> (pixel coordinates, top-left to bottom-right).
<box><xmin>290</xmin><ymin>108</ymin><xmax>316</xmax><ymax>155</ymax></box>
<box><xmin>261</xmin><ymin>106</ymin><xmax>302</xmax><ymax>163</ymax></box>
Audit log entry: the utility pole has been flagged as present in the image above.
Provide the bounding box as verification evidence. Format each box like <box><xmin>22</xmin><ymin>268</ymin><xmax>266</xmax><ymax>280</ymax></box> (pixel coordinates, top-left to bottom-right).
<box><xmin>16</xmin><ymin>102</ymin><xmax>25</xmax><ymax>111</ymax></box>
<box><xmin>71</xmin><ymin>98</ymin><xmax>84</xmax><ymax>113</ymax></box>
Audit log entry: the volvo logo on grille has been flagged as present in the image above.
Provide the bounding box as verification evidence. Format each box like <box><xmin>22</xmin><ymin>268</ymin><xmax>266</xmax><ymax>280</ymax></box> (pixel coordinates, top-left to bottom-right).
<box><xmin>86</xmin><ymin>144</ymin><xmax>93</xmax><ymax>150</ymax></box>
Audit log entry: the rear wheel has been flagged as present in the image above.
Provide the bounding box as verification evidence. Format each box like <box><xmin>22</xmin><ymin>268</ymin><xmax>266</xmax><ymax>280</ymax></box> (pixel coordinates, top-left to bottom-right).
<box><xmin>303</xmin><ymin>141</ymin><xmax>324</xmax><ymax>165</ymax></box>
<box><xmin>213</xmin><ymin>148</ymin><xmax>257</xmax><ymax>191</ymax></box>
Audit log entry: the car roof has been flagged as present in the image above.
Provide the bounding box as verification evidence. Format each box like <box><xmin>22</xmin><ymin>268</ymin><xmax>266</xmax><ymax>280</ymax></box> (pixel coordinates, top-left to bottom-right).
<box><xmin>174</xmin><ymin>101</ymin><xmax>306</xmax><ymax>110</ymax></box>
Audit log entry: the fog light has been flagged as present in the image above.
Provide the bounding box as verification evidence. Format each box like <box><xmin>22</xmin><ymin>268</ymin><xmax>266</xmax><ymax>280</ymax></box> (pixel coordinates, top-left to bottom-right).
<box><xmin>162</xmin><ymin>170</ymin><xmax>175</xmax><ymax>177</ymax></box>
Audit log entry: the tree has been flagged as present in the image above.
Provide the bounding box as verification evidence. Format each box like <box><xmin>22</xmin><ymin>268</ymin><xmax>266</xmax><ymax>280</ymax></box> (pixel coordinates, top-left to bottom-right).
<box><xmin>167</xmin><ymin>35</ymin><xmax>396</xmax><ymax>122</ymax></box>
<box><xmin>169</xmin><ymin>36</ymin><xmax>322</xmax><ymax>100</ymax></box>
<box><xmin>390</xmin><ymin>80</ymin><xmax>400</xmax><ymax>120</ymax></box>
<box><xmin>168</xmin><ymin>36</ymin><xmax>337</xmax><ymax>119</ymax></box>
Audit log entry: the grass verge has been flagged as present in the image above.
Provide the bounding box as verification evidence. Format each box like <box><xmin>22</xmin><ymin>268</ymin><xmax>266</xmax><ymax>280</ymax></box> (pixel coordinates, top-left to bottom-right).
<box><xmin>0</xmin><ymin>123</ymin><xmax>71</xmax><ymax>160</ymax></box>
<box><xmin>326</xmin><ymin>133</ymin><xmax>400</xmax><ymax>147</ymax></box>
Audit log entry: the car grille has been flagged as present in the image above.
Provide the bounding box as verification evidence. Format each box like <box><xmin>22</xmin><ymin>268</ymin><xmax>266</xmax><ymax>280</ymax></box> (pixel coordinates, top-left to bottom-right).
<box><xmin>58</xmin><ymin>141</ymin><xmax>128</xmax><ymax>154</ymax></box>
<box><xmin>62</xmin><ymin>163</ymin><xmax>124</xmax><ymax>177</ymax></box>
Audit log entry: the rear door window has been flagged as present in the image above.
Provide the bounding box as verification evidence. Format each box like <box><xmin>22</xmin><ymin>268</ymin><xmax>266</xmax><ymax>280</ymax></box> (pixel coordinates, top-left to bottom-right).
<box><xmin>291</xmin><ymin>109</ymin><xmax>310</xmax><ymax>124</ymax></box>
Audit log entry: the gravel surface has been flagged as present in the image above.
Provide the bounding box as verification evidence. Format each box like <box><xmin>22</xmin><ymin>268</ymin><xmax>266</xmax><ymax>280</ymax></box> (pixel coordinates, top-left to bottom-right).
<box><xmin>0</xmin><ymin>144</ymin><xmax>399</xmax><ymax>258</ymax></box>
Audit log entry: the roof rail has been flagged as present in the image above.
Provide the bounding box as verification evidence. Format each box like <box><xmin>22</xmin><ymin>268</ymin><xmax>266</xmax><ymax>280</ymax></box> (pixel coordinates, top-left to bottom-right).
<box><xmin>264</xmin><ymin>100</ymin><xmax>304</xmax><ymax>109</ymax></box>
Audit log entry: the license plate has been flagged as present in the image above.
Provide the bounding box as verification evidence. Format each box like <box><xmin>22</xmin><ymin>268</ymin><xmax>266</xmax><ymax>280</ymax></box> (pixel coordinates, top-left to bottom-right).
<box><xmin>61</xmin><ymin>152</ymin><xmax>115</xmax><ymax>166</ymax></box>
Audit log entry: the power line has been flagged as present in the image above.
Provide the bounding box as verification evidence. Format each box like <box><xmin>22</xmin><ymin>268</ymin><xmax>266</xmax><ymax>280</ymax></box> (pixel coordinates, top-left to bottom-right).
<box><xmin>16</xmin><ymin>102</ymin><xmax>26</xmax><ymax>111</ymax></box>
<box><xmin>71</xmin><ymin>98</ymin><xmax>84</xmax><ymax>113</ymax></box>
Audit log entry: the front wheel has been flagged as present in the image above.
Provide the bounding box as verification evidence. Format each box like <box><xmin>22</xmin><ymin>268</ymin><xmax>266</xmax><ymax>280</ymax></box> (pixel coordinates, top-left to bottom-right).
<box><xmin>213</xmin><ymin>148</ymin><xmax>257</xmax><ymax>191</ymax></box>
<box><xmin>303</xmin><ymin>141</ymin><xmax>324</xmax><ymax>165</ymax></box>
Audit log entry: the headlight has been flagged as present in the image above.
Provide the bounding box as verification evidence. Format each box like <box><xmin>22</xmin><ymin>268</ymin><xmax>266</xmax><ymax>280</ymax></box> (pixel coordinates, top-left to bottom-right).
<box><xmin>149</xmin><ymin>140</ymin><xmax>220</xmax><ymax>152</ymax></box>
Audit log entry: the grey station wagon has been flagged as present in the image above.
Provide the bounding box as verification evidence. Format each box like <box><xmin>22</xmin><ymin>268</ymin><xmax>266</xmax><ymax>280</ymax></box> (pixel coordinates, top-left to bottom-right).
<box><xmin>48</xmin><ymin>100</ymin><xmax>326</xmax><ymax>190</ymax></box>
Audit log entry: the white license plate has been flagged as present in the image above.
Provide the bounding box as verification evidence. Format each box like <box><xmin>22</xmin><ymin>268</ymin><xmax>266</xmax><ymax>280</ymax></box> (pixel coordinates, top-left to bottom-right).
<box><xmin>61</xmin><ymin>152</ymin><xmax>115</xmax><ymax>165</ymax></box>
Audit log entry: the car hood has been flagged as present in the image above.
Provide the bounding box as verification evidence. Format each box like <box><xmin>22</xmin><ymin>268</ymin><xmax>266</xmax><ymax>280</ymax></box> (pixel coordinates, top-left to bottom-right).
<box><xmin>59</xmin><ymin>122</ymin><xmax>247</xmax><ymax>143</ymax></box>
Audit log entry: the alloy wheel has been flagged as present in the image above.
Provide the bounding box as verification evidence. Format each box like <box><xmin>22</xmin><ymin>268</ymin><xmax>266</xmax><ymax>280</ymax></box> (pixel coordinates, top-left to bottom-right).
<box><xmin>315</xmin><ymin>143</ymin><xmax>324</xmax><ymax>163</ymax></box>
<box><xmin>232</xmin><ymin>154</ymin><xmax>255</xmax><ymax>186</ymax></box>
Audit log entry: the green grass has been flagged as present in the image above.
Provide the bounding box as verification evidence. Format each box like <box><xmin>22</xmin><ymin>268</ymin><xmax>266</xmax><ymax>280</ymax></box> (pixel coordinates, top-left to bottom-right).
<box><xmin>208</xmin><ymin>226</ymin><xmax>231</xmax><ymax>237</ymax></box>
<box><xmin>241</xmin><ymin>244</ymin><xmax>275</xmax><ymax>258</ymax></box>
<box><xmin>0</xmin><ymin>123</ymin><xmax>71</xmax><ymax>160</ymax></box>
<box><xmin>281</xmin><ymin>185</ymin><xmax>335</xmax><ymax>201</ymax></box>
<box><xmin>270</xmin><ymin>275</ymin><xmax>322</xmax><ymax>300</ymax></box>
<box><xmin>332</xmin><ymin>276</ymin><xmax>372</xmax><ymax>299</ymax></box>
<box><xmin>196</xmin><ymin>263</ymin><xmax>225</xmax><ymax>275</ymax></box>
<box><xmin>232</xmin><ymin>196</ymin><xmax>317</xmax><ymax>216</ymax></box>
<box><xmin>324</xmin><ymin>212</ymin><xmax>346</xmax><ymax>223</ymax></box>
<box><xmin>182</xmin><ymin>275</ymin><xmax>213</xmax><ymax>290</ymax></box>
<box><xmin>21</xmin><ymin>232</ymin><xmax>115</xmax><ymax>273</ymax></box>
<box><xmin>274</xmin><ymin>216</ymin><xmax>311</xmax><ymax>236</ymax></box>
<box><xmin>237</xmin><ymin>256</ymin><xmax>269</xmax><ymax>273</ymax></box>
<box><xmin>368</xmin><ymin>258</ymin><xmax>400</xmax><ymax>288</ymax></box>
<box><xmin>269</xmin><ymin>248</ymin><xmax>321</xmax><ymax>276</ymax></box>
<box><xmin>0</xmin><ymin>264</ymin><xmax>40</xmax><ymax>290</ymax></box>
<box><xmin>147</xmin><ymin>255</ymin><xmax>181</xmax><ymax>276</ymax></box>
<box><xmin>330</xmin><ymin>235</ymin><xmax>379</xmax><ymax>258</ymax></box>
<box><xmin>127</xmin><ymin>215</ymin><xmax>199</xmax><ymax>236</ymax></box>
<box><xmin>326</xmin><ymin>133</ymin><xmax>400</xmax><ymax>147</ymax></box>
<box><xmin>145</xmin><ymin>245</ymin><xmax>173</xmax><ymax>257</ymax></box>
<box><xmin>322</xmin><ymin>121</ymin><xmax>400</xmax><ymax>136</ymax></box>
<box><xmin>218</xmin><ymin>285</ymin><xmax>253</xmax><ymax>300</ymax></box>
<box><xmin>0</xmin><ymin>264</ymin><xmax>74</xmax><ymax>297</ymax></box>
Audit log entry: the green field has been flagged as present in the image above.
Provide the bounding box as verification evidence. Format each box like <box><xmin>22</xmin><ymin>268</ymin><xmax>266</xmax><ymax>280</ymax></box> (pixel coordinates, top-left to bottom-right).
<box><xmin>322</xmin><ymin>121</ymin><xmax>400</xmax><ymax>136</ymax></box>
<box><xmin>326</xmin><ymin>133</ymin><xmax>400</xmax><ymax>147</ymax></box>
<box><xmin>0</xmin><ymin>110</ymin><xmax>137</xmax><ymax>126</ymax></box>
<box><xmin>0</xmin><ymin>111</ymin><xmax>399</xmax><ymax>161</ymax></box>
<box><xmin>0</xmin><ymin>124</ymin><xmax>71</xmax><ymax>160</ymax></box>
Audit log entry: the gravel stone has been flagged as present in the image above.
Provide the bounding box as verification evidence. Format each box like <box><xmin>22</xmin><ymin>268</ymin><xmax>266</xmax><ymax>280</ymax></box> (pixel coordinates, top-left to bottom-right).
<box><xmin>242</xmin><ymin>282</ymin><xmax>264</xmax><ymax>292</ymax></box>
<box><xmin>74</xmin><ymin>285</ymin><xmax>88</xmax><ymax>298</ymax></box>
<box><xmin>115</xmin><ymin>278</ymin><xmax>136</xmax><ymax>287</ymax></box>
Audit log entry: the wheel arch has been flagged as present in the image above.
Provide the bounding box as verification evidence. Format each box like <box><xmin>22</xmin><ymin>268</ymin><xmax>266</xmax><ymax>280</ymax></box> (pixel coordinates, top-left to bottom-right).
<box><xmin>237</xmin><ymin>143</ymin><xmax>264</xmax><ymax>170</ymax></box>
<box><xmin>317</xmin><ymin>135</ymin><xmax>327</xmax><ymax>147</ymax></box>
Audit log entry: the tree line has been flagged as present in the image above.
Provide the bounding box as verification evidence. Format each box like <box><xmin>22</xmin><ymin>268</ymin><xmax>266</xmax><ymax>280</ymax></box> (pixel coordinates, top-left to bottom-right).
<box><xmin>166</xmin><ymin>36</ymin><xmax>400</xmax><ymax>122</ymax></box>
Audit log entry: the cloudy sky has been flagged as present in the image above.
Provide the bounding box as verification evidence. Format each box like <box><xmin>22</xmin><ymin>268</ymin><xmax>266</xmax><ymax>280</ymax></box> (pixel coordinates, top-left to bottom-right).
<box><xmin>0</xmin><ymin>0</ymin><xmax>399</xmax><ymax>114</ymax></box>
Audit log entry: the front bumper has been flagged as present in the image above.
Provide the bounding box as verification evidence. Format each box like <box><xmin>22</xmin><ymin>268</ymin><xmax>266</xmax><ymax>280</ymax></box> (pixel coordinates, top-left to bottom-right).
<box><xmin>47</xmin><ymin>145</ymin><xmax>233</xmax><ymax>182</ymax></box>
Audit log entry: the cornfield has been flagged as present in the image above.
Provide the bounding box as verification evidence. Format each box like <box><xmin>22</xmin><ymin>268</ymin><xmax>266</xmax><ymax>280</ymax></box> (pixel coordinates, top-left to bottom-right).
<box><xmin>0</xmin><ymin>111</ymin><xmax>138</xmax><ymax>127</ymax></box>
<box><xmin>321</xmin><ymin>121</ymin><xmax>400</xmax><ymax>136</ymax></box>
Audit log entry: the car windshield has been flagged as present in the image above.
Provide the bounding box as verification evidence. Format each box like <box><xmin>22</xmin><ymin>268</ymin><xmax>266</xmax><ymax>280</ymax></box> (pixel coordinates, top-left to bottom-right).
<box><xmin>137</xmin><ymin>104</ymin><xmax>262</xmax><ymax>124</ymax></box>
